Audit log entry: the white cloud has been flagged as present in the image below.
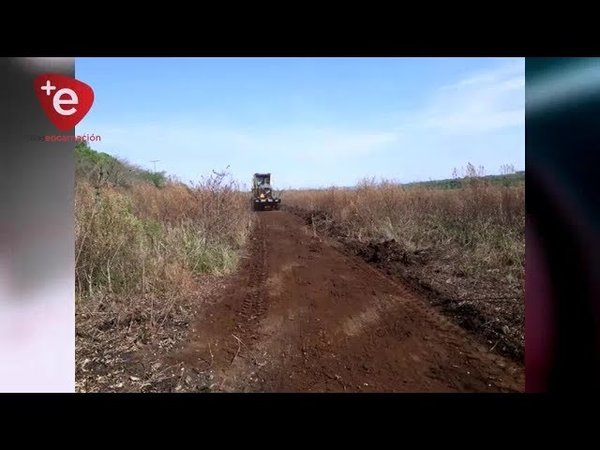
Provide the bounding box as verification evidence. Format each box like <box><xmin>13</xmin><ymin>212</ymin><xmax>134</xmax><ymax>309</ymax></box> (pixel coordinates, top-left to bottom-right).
<box><xmin>442</xmin><ymin>60</ymin><xmax>523</xmax><ymax>90</ymax></box>
<box><xmin>418</xmin><ymin>60</ymin><xmax>525</xmax><ymax>134</ymax></box>
<box><xmin>86</xmin><ymin>121</ymin><xmax>398</xmax><ymax>165</ymax></box>
<box><xmin>225</xmin><ymin>127</ymin><xmax>399</xmax><ymax>162</ymax></box>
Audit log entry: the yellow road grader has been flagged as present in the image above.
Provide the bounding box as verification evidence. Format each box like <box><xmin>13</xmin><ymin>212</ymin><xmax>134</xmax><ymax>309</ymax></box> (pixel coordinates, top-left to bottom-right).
<box><xmin>251</xmin><ymin>173</ymin><xmax>281</xmax><ymax>211</ymax></box>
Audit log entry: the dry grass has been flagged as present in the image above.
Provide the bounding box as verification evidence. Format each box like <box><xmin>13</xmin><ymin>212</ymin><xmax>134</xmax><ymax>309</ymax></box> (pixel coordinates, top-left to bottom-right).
<box><xmin>285</xmin><ymin>178</ymin><xmax>524</xmax><ymax>281</ymax></box>
<box><xmin>284</xmin><ymin>176</ymin><xmax>525</xmax><ymax>359</ymax></box>
<box><xmin>75</xmin><ymin>171</ymin><xmax>252</xmax><ymax>297</ymax></box>
<box><xmin>75</xmin><ymin>170</ymin><xmax>254</xmax><ymax>391</ymax></box>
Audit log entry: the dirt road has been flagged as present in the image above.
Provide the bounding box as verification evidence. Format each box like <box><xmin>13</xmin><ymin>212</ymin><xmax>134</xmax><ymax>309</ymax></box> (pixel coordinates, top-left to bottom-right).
<box><xmin>171</xmin><ymin>211</ymin><xmax>524</xmax><ymax>392</ymax></box>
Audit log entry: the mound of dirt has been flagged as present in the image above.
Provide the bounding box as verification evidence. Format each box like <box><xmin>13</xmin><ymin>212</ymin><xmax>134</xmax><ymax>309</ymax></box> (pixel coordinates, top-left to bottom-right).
<box><xmin>349</xmin><ymin>239</ymin><xmax>432</xmax><ymax>266</ymax></box>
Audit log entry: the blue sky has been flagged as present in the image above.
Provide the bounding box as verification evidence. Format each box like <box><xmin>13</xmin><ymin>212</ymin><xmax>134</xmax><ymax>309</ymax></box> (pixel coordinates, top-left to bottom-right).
<box><xmin>76</xmin><ymin>57</ymin><xmax>524</xmax><ymax>189</ymax></box>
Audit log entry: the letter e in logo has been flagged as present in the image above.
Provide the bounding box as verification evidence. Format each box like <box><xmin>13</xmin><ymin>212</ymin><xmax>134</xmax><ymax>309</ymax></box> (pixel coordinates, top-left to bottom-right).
<box><xmin>34</xmin><ymin>74</ymin><xmax>94</xmax><ymax>131</ymax></box>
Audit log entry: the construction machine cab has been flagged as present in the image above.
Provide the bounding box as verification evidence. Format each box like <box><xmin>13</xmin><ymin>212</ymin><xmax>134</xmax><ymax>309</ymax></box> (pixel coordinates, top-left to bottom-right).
<box><xmin>255</xmin><ymin>173</ymin><xmax>270</xmax><ymax>187</ymax></box>
<box><xmin>252</xmin><ymin>173</ymin><xmax>281</xmax><ymax>211</ymax></box>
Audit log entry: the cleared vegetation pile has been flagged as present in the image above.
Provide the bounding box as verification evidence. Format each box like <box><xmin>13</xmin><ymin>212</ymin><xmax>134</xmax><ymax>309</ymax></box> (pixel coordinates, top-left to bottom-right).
<box><xmin>284</xmin><ymin>167</ymin><xmax>525</xmax><ymax>360</ymax></box>
<box><xmin>75</xmin><ymin>142</ymin><xmax>253</xmax><ymax>391</ymax></box>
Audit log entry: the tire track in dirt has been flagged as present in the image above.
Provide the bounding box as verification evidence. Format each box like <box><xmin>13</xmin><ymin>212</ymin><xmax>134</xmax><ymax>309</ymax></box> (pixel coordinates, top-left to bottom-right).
<box><xmin>169</xmin><ymin>211</ymin><xmax>524</xmax><ymax>392</ymax></box>
<box><xmin>239</xmin><ymin>218</ymin><xmax>268</xmax><ymax>328</ymax></box>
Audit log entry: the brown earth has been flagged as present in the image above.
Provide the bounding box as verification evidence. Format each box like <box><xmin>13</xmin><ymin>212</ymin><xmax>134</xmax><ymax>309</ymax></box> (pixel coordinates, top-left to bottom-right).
<box><xmin>293</xmin><ymin>206</ymin><xmax>524</xmax><ymax>362</ymax></box>
<box><xmin>167</xmin><ymin>211</ymin><xmax>523</xmax><ymax>392</ymax></box>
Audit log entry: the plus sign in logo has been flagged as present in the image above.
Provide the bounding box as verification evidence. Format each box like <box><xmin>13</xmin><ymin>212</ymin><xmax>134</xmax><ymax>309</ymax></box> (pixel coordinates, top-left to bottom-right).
<box><xmin>34</xmin><ymin>74</ymin><xmax>94</xmax><ymax>131</ymax></box>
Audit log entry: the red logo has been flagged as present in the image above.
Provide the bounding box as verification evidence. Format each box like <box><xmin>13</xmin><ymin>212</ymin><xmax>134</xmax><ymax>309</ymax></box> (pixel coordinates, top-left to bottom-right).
<box><xmin>34</xmin><ymin>74</ymin><xmax>94</xmax><ymax>131</ymax></box>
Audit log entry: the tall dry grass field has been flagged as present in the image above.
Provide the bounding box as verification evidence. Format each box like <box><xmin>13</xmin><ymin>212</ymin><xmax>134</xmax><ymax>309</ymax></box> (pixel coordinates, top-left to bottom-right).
<box><xmin>76</xmin><ymin>172</ymin><xmax>253</xmax><ymax>297</ymax></box>
<box><xmin>284</xmin><ymin>176</ymin><xmax>525</xmax><ymax>358</ymax></box>
<box><xmin>285</xmin><ymin>178</ymin><xmax>524</xmax><ymax>281</ymax></box>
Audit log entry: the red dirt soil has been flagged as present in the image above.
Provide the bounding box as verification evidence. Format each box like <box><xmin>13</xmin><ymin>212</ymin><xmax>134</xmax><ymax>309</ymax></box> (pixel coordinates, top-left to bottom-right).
<box><xmin>169</xmin><ymin>211</ymin><xmax>524</xmax><ymax>392</ymax></box>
